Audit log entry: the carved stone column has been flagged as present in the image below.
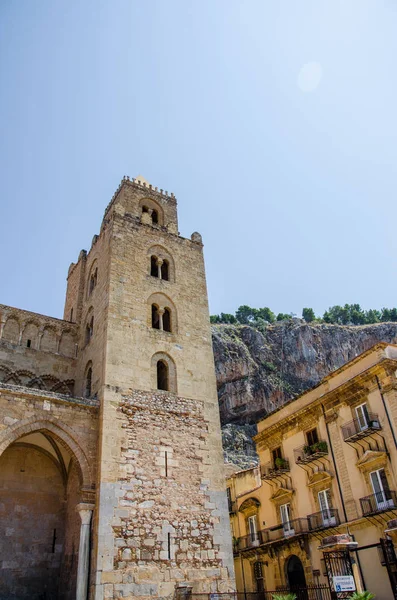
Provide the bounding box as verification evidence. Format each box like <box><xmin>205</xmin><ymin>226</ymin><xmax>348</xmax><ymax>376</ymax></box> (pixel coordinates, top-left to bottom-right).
<box><xmin>158</xmin><ymin>308</ymin><xmax>165</xmax><ymax>331</ymax></box>
<box><xmin>157</xmin><ymin>258</ymin><xmax>163</xmax><ymax>279</ymax></box>
<box><xmin>76</xmin><ymin>503</ymin><xmax>94</xmax><ymax>600</ymax></box>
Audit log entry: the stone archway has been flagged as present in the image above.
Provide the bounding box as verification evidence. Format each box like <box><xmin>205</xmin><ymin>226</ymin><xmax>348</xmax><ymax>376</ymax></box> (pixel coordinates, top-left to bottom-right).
<box><xmin>286</xmin><ymin>554</ymin><xmax>307</xmax><ymax>589</ymax></box>
<box><xmin>0</xmin><ymin>421</ymin><xmax>94</xmax><ymax>600</ymax></box>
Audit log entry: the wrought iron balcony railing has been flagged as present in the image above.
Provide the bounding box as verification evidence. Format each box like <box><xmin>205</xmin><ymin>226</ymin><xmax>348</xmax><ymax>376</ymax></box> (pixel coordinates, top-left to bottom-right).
<box><xmin>360</xmin><ymin>491</ymin><xmax>397</xmax><ymax>516</ymax></box>
<box><xmin>341</xmin><ymin>413</ymin><xmax>382</xmax><ymax>442</ymax></box>
<box><xmin>236</xmin><ymin>518</ymin><xmax>309</xmax><ymax>551</ymax></box>
<box><xmin>307</xmin><ymin>509</ymin><xmax>340</xmax><ymax>531</ymax></box>
<box><xmin>260</xmin><ymin>459</ymin><xmax>290</xmax><ymax>480</ymax></box>
<box><xmin>294</xmin><ymin>440</ymin><xmax>328</xmax><ymax>464</ymax></box>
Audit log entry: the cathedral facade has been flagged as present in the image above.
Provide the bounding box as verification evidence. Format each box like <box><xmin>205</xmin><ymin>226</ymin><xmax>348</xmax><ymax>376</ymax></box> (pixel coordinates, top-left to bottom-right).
<box><xmin>0</xmin><ymin>177</ymin><xmax>235</xmax><ymax>600</ymax></box>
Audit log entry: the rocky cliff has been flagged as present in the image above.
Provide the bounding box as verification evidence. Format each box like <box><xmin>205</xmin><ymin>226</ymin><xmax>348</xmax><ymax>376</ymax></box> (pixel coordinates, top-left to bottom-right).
<box><xmin>214</xmin><ymin>320</ymin><xmax>397</xmax><ymax>467</ymax></box>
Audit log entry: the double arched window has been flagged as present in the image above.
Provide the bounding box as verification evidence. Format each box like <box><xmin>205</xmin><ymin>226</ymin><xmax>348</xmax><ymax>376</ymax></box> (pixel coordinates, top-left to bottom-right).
<box><xmin>151</xmin><ymin>304</ymin><xmax>172</xmax><ymax>332</ymax></box>
<box><xmin>148</xmin><ymin>245</ymin><xmax>174</xmax><ymax>283</ymax></box>
<box><xmin>142</xmin><ymin>205</ymin><xmax>158</xmax><ymax>225</ymax></box>
<box><xmin>150</xmin><ymin>256</ymin><xmax>169</xmax><ymax>281</ymax></box>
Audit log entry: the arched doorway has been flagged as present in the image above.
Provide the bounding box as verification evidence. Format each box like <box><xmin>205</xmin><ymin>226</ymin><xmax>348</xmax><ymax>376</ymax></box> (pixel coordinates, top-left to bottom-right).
<box><xmin>286</xmin><ymin>554</ymin><xmax>307</xmax><ymax>589</ymax></box>
<box><xmin>0</xmin><ymin>429</ymin><xmax>87</xmax><ymax>600</ymax></box>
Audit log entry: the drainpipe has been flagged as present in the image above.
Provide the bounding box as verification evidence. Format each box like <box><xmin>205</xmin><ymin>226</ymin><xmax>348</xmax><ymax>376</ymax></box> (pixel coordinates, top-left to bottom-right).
<box><xmin>321</xmin><ymin>404</ymin><xmax>348</xmax><ymax>523</ymax></box>
<box><xmin>376</xmin><ymin>375</ymin><xmax>397</xmax><ymax>450</ymax></box>
<box><xmin>322</xmin><ymin>406</ymin><xmax>367</xmax><ymax>591</ymax></box>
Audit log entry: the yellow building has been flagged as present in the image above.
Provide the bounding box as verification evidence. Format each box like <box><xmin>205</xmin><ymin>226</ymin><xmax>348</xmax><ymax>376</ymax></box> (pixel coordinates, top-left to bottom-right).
<box><xmin>228</xmin><ymin>343</ymin><xmax>397</xmax><ymax>599</ymax></box>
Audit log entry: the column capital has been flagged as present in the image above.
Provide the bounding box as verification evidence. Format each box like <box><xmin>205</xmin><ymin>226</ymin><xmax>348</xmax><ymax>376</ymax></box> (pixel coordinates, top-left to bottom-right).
<box><xmin>76</xmin><ymin>503</ymin><xmax>94</xmax><ymax>525</ymax></box>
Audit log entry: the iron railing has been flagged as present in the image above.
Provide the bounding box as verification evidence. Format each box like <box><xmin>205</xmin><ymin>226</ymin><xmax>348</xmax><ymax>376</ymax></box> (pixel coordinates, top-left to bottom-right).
<box><xmin>307</xmin><ymin>509</ymin><xmax>340</xmax><ymax>531</ymax></box>
<box><xmin>341</xmin><ymin>412</ymin><xmax>381</xmax><ymax>441</ymax></box>
<box><xmin>236</xmin><ymin>518</ymin><xmax>309</xmax><ymax>551</ymax></box>
<box><xmin>360</xmin><ymin>490</ymin><xmax>397</xmax><ymax>515</ymax></box>
<box><xmin>189</xmin><ymin>586</ymin><xmax>332</xmax><ymax>600</ymax></box>
<box><xmin>260</xmin><ymin>460</ymin><xmax>290</xmax><ymax>480</ymax></box>
<box><xmin>294</xmin><ymin>440</ymin><xmax>328</xmax><ymax>464</ymax></box>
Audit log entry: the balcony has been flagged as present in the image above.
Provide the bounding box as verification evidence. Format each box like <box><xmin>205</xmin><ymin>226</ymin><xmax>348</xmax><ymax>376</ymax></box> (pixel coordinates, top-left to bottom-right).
<box><xmin>360</xmin><ymin>491</ymin><xmax>397</xmax><ymax>516</ymax></box>
<box><xmin>307</xmin><ymin>509</ymin><xmax>340</xmax><ymax>531</ymax></box>
<box><xmin>342</xmin><ymin>413</ymin><xmax>382</xmax><ymax>442</ymax></box>
<box><xmin>260</xmin><ymin>459</ymin><xmax>290</xmax><ymax>480</ymax></box>
<box><xmin>236</xmin><ymin>518</ymin><xmax>309</xmax><ymax>552</ymax></box>
<box><xmin>294</xmin><ymin>440</ymin><xmax>328</xmax><ymax>465</ymax></box>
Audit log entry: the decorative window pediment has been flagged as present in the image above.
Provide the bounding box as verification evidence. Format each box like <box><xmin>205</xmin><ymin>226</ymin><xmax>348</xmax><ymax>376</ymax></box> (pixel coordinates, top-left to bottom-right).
<box><xmin>270</xmin><ymin>486</ymin><xmax>294</xmax><ymax>504</ymax></box>
<box><xmin>307</xmin><ymin>470</ymin><xmax>333</xmax><ymax>489</ymax></box>
<box><xmin>357</xmin><ymin>450</ymin><xmax>388</xmax><ymax>473</ymax></box>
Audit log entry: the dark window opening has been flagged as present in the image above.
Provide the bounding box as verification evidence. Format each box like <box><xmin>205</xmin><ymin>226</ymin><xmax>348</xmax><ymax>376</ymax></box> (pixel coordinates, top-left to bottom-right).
<box><xmin>27</xmin><ymin>339</ymin><xmax>31</xmax><ymax>348</ymax></box>
<box><xmin>152</xmin><ymin>210</ymin><xmax>158</xmax><ymax>224</ymax></box>
<box><xmin>85</xmin><ymin>316</ymin><xmax>94</xmax><ymax>344</ymax></box>
<box><xmin>85</xmin><ymin>367</ymin><xmax>92</xmax><ymax>398</ymax></box>
<box><xmin>272</xmin><ymin>447</ymin><xmax>282</xmax><ymax>466</ymax></box>
<box><xmin>307</xmin><ymin>428</ymin><xmax>319</xmax><ymax>447</ymax></box>
<box><xmin>152</xmin><ymin>305</ymin><xmax>160</xmax><ymax>329</ymax></box>
<box><xmin>70</xmin><ymin>308</ymin><xmax>74</xmax><ymax>322</ymax></box>
<box><xmin>165</xmin><ymin>451</ymin><xmax>168</xmax><ymax>477</ymax></box>
<box><xmin>151</xmin><ymin>256</ymin><xmax>158</xmax><ymax>277</ymax></box>
<box><xmin>167</xmin><ymin>532</ymin><xmax>171</xmax><ymax>559</ymax></box>
<box><xmin>157</xmin><ymin>360</ymin><xmax>169</xmax><ymax>391</ymax></box>
<box><xmin>142</xmin><ymin>205</ymin><xmax>149</xmax><ymax>213</ymax></box>
<box><xmin>253</xmin><ymin>562</ymin><xmax>264</xmax><ymax>593</ymax></box>
<box><xmin>163</xmin><ymin>308</ymin><xmax>171</xmax><ymax>332</ymax></box>
<box><xmin>161</xmin><ymin>260</ymin><xmax>169</xmax><ymax>281</ymax></box>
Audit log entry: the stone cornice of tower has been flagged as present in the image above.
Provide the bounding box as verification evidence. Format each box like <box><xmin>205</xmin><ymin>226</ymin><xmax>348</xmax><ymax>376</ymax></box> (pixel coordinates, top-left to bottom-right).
<box><xmin>103</xmin><ymin>176</ymin><xmax>177</xmax><ymax>222</ymax></box>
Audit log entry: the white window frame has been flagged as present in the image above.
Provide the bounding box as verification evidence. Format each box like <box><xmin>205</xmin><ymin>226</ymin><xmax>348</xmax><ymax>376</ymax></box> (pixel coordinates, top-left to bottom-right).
<box><xmin>248</xmin><ymin>515</ymin><xmax>259</xmax><ymax>546</ymax></box>
<box><xmin>280</xmin><ymin>503</ymin><xmax>294</xmax><ymax>537</ymax></box>
<box><xmin>355</xmin><ymin>402</ymin><xmax>370</xmax><ymax>431</ymax></box>
<box><xmin>370</xmin><ymin>468</ymin><xmax>393</xmax><ymax>510</ymax></box>
<box><xmin>318</xmin><ymin>489</ymin><xmax>336</xmax><ymax>526</ymax></box>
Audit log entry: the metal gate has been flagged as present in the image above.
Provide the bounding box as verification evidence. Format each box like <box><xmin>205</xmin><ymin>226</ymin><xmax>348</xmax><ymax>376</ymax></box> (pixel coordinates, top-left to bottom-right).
<box><xmin>380</xmin><ymin>538</ymin><xmax>397</xmax><ymax>599</ymax></box>
<box><xmin>323</xmin><ymin>550</ymin><xmax>354</xmax><ymax>599</ymax></box>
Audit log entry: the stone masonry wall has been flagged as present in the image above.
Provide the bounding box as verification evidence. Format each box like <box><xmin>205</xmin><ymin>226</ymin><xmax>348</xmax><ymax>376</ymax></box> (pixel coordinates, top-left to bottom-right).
<box><xmin>97</xmin><ymin>389</ymin><xmax>233</xmax><ymax>599</ymax></box>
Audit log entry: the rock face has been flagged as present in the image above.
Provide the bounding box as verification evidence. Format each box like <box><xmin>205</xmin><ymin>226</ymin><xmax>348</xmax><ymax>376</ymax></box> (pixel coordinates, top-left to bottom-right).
<box><xmin>213</xmin><ymin>320</ymin><xmax>397</xmax><ymax>426</ymax></box>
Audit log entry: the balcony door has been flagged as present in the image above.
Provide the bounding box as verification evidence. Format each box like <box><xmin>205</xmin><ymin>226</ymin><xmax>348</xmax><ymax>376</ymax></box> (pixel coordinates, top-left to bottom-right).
<box><xmin>356</xmin><ymin>403</ymin><xmax>370</xmax><ymax>431</ymax></box>
<box><xmin>280</xmin><ymin>503</ymin><xmax>294</xmax><ymax>537</ymax></box>
<box><xmin>248</xmin><ymin>515</ymin><xmax>259</xmax><ymax>545</ymax></box>
<box><xmin>318</xmin><ymin>489</ymin><xmax>335</xmax><ymax>526</ymax></box>
<box><xmin>370</xmin><ymin>469</ymin><xmax>392</xmax><ymax>510</ymax></box>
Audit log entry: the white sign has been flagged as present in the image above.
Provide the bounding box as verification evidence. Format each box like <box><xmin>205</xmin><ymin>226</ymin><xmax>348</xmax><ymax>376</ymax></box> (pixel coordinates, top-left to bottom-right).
<box><xmin>333</xmin><ymin>576</ymin><xmax>356</xmax><ymax>592</ymax></box>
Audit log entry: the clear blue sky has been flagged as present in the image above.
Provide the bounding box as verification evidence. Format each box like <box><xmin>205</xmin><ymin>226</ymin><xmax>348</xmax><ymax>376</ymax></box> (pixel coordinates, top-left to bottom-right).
<box><xmin>1</xmin><ymin>0</ymin><xmax>396</xmax><ymax>320</ymax></box>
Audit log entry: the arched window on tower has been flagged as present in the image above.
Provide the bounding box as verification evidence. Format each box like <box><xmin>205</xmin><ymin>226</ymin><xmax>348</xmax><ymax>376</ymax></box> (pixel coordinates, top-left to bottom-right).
<box><xmin>85</xmin><ymin>315</ymin><xmax>94</xmax><ymax>345</ymax></box>
<box><xmin>152</xmin><ymin>305</ymin><xmax>160</xmax><ymax>329</ymax></box>
<box><xmin>163</xmin><ymin>308</ymin><xmax>171</xmax><ymax>332</ymax></box>
<box><xmin>157</xmin><ymin>360</ymin><xmax>169</xmax><ymax>391</ymax></box>
<box><xmin>152</xmin><ymin>209</ymin><xmax>158</xmax><ymax>224</ymax></box>
<box><xmin>85</xmin><ymin>366</ymin><xmax>92</xmax><ymax>398</ymax></box>
<box><xmin>151</xmin><ymin>256</ymin><xmax>158</xmax><ymax>278</ymax></box>
<box><xmin>161</xmin><ymin>260</ymin><xmax>169</xmax><ymax>281</ymax></box>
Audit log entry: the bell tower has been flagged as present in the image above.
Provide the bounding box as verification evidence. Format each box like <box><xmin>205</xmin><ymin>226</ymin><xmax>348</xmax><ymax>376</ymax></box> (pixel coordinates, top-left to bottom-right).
<box><xmin>82</xmin><ymin>176</ymin><xmax>235</xmax><ymax>599</ymax></box>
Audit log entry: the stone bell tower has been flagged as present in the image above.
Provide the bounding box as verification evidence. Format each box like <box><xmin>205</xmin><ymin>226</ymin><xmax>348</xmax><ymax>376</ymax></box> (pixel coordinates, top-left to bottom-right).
<box><xmin>67</xmin><ymin>176</ymin><xmax>235</xmax><ymax>599</ymax></box>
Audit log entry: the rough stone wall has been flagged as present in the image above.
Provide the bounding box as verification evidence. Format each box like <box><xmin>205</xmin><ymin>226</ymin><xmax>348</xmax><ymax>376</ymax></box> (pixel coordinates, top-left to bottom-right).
<box><xmin>92</xmin><ymin>181</ymin><xmax>234</xmax><ymax>598</ymax></box>
<box><xmin>96</xmin><ymin>390</ymin><xmax>233</xmax><ymax>599</ymax></box>
<box><xmin>213</xmin><ymin>321</ymin><xmax>397</xmax><ymax>425</ymax></box>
